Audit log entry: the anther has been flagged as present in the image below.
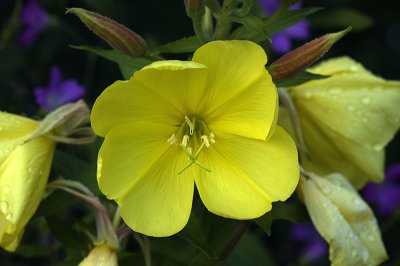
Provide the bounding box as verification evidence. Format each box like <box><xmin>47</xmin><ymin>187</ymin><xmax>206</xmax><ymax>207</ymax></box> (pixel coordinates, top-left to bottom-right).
<box><xmin>182</xmin><ymin>135</ymin><xmax>190</xmax><ymax>146</ymax></box>
<box><xmin>200</xmin><ymin>135</ymin><xmax>210</xmax><ymax>147</ymax></box>
<box><xmin>184</xmin><ymin>116</ymin><xmax>195</xmax><ymax>135</ymax></box>
<box><xmin>167</xmin><ymin>134</ymin><xmax>177</xmax><ymax>145</ymax></box>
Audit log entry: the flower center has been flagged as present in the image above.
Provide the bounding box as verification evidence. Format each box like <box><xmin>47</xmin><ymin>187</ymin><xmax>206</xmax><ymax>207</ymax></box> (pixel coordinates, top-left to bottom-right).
<box><xmin>167</xmin><ymin>115</ymin><xmax>215</xmax><ymax>174</ymax></box>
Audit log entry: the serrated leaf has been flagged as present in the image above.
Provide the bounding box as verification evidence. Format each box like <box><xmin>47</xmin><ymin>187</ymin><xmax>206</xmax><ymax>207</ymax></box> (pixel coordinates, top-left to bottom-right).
<box><xmin>276</xmin><ymin>71</ymin><xmax>329</xmax><ymax>87</ymax></box>
<box><xmin>152</xmin><ymin>36</ymin><xmax>201</xmax><ymax>55</ymax></box>
<box><xmin>71</xmin><ymin>45</ymin><xmax>152</xmax><ymax>78</ymax></box>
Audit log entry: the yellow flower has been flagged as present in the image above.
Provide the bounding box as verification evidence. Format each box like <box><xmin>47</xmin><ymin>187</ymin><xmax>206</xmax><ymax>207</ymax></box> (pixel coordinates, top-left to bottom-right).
<box><xmin>0</xmin><ymin>112</ymin><xmax>55</xmax><ymax>251</ymax></box>
<box><xmin>0</xmin><ymin>100</ymin><xmax>94</xmax><ymax>251</ymax></box>
<box><xmin>79</xmin><ymin>243</ymin><xmax>118</xmax><ymax>266</ymax></box>
<box><xmin>91</xmin><ymin>40</ymin><xmax>299</xmax><ymax>236</ymax></box>
<box><xmin>298</xmin><ymin>173</ymin><xmax>388</xmax><ymax>266</ymax></box>
<box><xmin>288</xmin><ymin>57</ymin><xmax>400</xmax><ymax>188</ymax></box>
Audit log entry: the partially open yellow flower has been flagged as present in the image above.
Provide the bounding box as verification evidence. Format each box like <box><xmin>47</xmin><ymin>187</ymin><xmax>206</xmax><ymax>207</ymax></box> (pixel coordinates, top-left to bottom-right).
<box><xmin>288</xmin><ymin>57</ymin><xmax>400</xmax><ymax>188</ymax></box>
<box><xmin>0</xmin><ymin>100</ymin><xmax>94</xmax><ymax>251</ymax></box>
<box><xmin>0</xmin><ymin>112</ymin><xmax>55</xmax><ymax>251</ymax></box>
<box><xmin>79</xmin><ymin>243</ymin><xmax>118</xmax><ymax>266</ymax></box>
<box><xmin>298</xmin><ymin>173</ymin><xmax>388</xmax><ymax>266</ymax></box>
<box><xmin>91</xmin><ymin>40</ymin><xmax>299</xmax><ymax>236</ymax></box>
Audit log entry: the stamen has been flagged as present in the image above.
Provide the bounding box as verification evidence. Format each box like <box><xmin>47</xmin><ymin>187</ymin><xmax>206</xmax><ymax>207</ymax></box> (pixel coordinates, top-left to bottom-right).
<box><xmin>184</xmin><ymin>116</ymin><xmax>195</xmax><ymax>135</ymax></box>
<box><xmin>200</xmin><ymin>135</ymin><xmax>210</xmax><ymax>147</ymax></box>
<box><xmin>167</xmin><ymin>134</ymin><xmax>177</xmax><ymax>145</ymax></box>
<box><xmin>182</xmin><ymin>135</ymin><xmax>190</xmax><ymax>146</ymax></box>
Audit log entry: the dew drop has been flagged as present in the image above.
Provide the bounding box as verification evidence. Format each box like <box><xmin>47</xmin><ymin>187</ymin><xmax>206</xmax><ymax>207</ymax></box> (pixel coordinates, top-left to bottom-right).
<box><xmin>347</xmin><ymin>105</ymin><xmax>355</xmax><ymax>112</ymax></box>
<box><xmin>329</xmin><ymin>87</ymin><xmax>342</xmax><ymax>94</ymax></box>
<box><xmin>373</xmin><ymin>144</ymin><xmax>383</xmax><ymax>151</ymax></box>
<box><xmin>361</xmin><ymin>97</ymin><xmax>371</xmax><ymax>105</ymax></box>
<box><xmin>0</xmin><ymin>201</ymin><xmax>8</xmax><ymax>213</ymax></box>
<box><xmin>322</xmin><ymin>186</ymin><xmax>332</xmax><ymax>195</ymax></box>
<box><xmin>351</xmin><ymin>250</ymin><xmax>357</xmax><ymax>257</ymax></box>
<box><xmin>368</xmin><ymin>235</ymin><xmax>375</xmax><ymax>241</ymax></box>
<box><xmin>5</xmin><ymin>214</ymin><xmax>12</xmax><ymax>220</ymax></box>
<box><xmin>304</xmin><ymin>92</ymin><xmax>312</xmax><ymax>99</ymax></box>
<box><xmin>362</xmin><ymin>117</ymin><xmax>368</xmax><ymax>123</ymax></box>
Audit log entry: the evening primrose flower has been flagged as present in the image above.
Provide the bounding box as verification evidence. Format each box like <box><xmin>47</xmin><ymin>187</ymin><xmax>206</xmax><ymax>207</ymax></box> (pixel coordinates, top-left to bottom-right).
<box><xmin>0</xmin><ymin>101</ymin><xmax>94</xmax><ymax>251</ymax></box>
<box><xmin>78</xmin><ymin>242</ymin><xmax>118</xmax><ymax>266</ymax></box>
<box><xmin>0</xmin><ymin>112</ymin><xmax>55</xmax><ymax>251</ymax></box>
<box><xmin>91</xmin><ymin>40</ymin><xmax>299</xmax><ymax>236</ymax></box>
<box><xmin>288</xmin><ymin>57</ymin><xmax>400</xmax><ymax>188</ymax></box>
<box><xmin>298</xmin><ymin>173</ymin><xmax>388</xmax><ymax>266</ymax></box>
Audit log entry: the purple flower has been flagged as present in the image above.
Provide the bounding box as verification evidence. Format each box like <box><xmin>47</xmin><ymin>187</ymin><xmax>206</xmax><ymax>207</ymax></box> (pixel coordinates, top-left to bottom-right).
<box><xmin>20</xmin><ymin>0</ymin><xmax>49</xmax><ymax>46</ymax></box>
<box><xmin>261</xmin><ymin>0</ymin><xmax>310</xmax><ymax>54</ymax></box>
<box><xmin>34</xmin><ymin>66</ymin><xmax>85</xmax><ymax>111</ymax></box>
<box><xmin>362</xmin><ymin>164</ymin><xmax>400</xmax><ymax>216</ymax></box>
<box><xmin>290</xmin><ymin>223</ymin><xmax>327</xmax><ymax>261</ymax></box>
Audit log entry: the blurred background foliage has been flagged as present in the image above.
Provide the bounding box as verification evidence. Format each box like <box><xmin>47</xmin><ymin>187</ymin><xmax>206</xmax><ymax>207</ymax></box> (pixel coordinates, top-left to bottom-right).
<box><xmin>0</xmin><ymin>0</ymin><xmax>399</xmax><ymax>265</ymax></box>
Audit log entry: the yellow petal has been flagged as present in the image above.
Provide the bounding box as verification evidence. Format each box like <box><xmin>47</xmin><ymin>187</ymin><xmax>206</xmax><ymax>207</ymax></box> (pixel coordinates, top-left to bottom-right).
<box><xmin>206</xmin><ymin>73</ymin><xmax>277</xmax><ymax>140</ymax></box>
<box><xmin>195</xmin><ymin>127</ymin><xmax>299</xmax><ymax>219</ymax></box>
<box><xmin>91</xmin><ymin>61</ymin><xmax>207</xmax><ymax>137</ymax></box>
<box><xmin>117</xmin><ymin>146</ymin><xmax>195</xmax><ymax>237</ymax></box>
<box><xmin>299</xmin><ymin>173</ymin><xmax>388</xmax><ymax>266</ymax></box>
<box><xmin>300</xmin><ymin>114</ymin><xmax>384</xmax><ymax>188</ymax></box>
<box><xmin>97</xmin><ymin>122</ymin><xmax>176</xmax><ymax>199</ymax></box>
<box><xmin>0</xmin><ymin>137</ymin><xmax>55</xmax><ymax>251</ymax></box>
<box><xmin>0</xmin><ymin>112</ymin><xmax>38</xmax><ymax>163</ymax></box>
<box><xmin>193</xmin><ymin>40</ymin><xmax>276</xmax><ymax>140</ymax></box>
<box><xmin>292</xmin><ymin>57</ymin><xmax>400</xmax><ymax>187</ymax></box>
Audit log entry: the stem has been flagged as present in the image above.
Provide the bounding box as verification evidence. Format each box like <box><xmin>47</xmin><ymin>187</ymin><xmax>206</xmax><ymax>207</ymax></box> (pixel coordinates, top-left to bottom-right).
<box><xmin>193</xmin><ymin>16</ymin><xmax>207</xmax><ymax>43</ymax></box>
<box><xmin>214</xmin><ymin>0</ymin><xmax>238</xmax><ymax>40</ymax></box>
<box><xmin>133</xmin><ymin>233</ymin><xmax>152</xmax><ymax>266</ymax></box>
<box><xmin>112</xmin><ymin>206</ymin><xmax>121</xmax><ymax>230</ymax></box>
<box><xmin>278</xmin><ymin>87</ymin><xmax>309</xmax><ymax>158</ymax></box>
<box><xmin>218</xmin><ymin>220</ymin><xmax>250</xmax><ymax>260</ymax></box>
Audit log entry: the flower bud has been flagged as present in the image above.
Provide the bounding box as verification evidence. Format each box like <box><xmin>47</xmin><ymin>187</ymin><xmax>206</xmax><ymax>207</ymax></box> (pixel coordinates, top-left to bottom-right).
<box><xmin>184</xmin><ymin>0</ymin><xmax>205</xmax><ymax>18</ymax></box>
<box><xmin>269</xmin><ymin>27</ymin><xmax>351</xmax><ymax>82</ymax></box>
<box><xmin>298</xmin><ymin>173</ymin><xmax>388</xmax><ymax>266</ymax></box>
<box><xmin>79</xmin><ymin>243</ymin><xmax>118</xmax><ymax>266</ymax></box>
<box><xmin>67</xmin><ymin>8</ymin><xmax>147</xmax><ymax>57</ymax></box>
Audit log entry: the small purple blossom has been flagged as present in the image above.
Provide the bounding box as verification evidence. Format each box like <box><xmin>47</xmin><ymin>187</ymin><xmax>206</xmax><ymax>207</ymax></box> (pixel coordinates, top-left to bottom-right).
<box><xmin>261</xmin><ymin>0</ymin><xmax>310</xmax><ymax>54</ymax></box>
<box><xmin>20</xmin><ymin>0</ymin><xmax>49</xmax><ymax>46</ymax></box>
<box><xmin>290</xmin><ymin>223</ymin><xmax>327</xmax><ymax>261</ymax></box>
<box><xmin>362</xmin><ymin>164</ymin><xmax>400</xmax><ymax>216</ymax></box>
<box><xmin>34</xmin><ymin>66</ymin><xmax>85</xmax><ymax>111</ymax></box>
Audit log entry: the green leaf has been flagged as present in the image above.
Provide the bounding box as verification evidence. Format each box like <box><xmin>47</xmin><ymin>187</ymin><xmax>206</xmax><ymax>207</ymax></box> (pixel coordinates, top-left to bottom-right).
<box><xmin>46</xmin><ymin>215</ymin><xmax>90</xmax><ymax>255</ymax></box>
<box><xmin>227</xmin><ymin>232</ymin><xmax>277</xmax><ymax>266</ymax></box>
<box><xmin>151</xmin><ymin>237</ymin><xmax>199</xmax><ymax>264</ymax></box>
<box><xmin>230</xmin><ymin>7</ymin><xmax>321</xmax><ymax>42</ymax></box>
<box><xmin>228</xmin><ymin>14</ymin><xmax>270</xmax><ymax>40</ymax></box>
<box><xmin>276</xmin><ymin>71</ymin><xmax>329</xmax><ymax>87</ymax></box>
<box><xmin>34</xmin><ymin>190</ymin><xmax>79</xmax><ymax>219</ymax></box>
<box><xmin>254</xmin><ymin>202</ymin><xmax>308</xmax><ymax>235</ymax></box>
<box><xmin>71</xmin><ymin>45</ymin><xmax>152</xmax><ymax>78</ymax></box>
<box><xmin>310</xmin><ymin>8</ymin><xmax>374</xmax><ymax>31</ymax></box>
<box><xmin>254</xmin><ymin>213</ymin><xmax>272</xmax><ymax>235</ymax></box>
<box><xmin>152</xmin><ymin>36</ymin><xmax>201</xmax><ymax>55</ymax></box>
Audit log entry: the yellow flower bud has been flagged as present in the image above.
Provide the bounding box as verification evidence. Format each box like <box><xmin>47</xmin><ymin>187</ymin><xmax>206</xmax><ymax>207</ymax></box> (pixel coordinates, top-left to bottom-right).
<box><xmin>0</xmin><ymin>101</ymin><xmax>94</xmax><ymax>251</ymax></box>
<box><xmin>298</xmin><ymin>173</ymin><xmax>388</xmax><ymax>266</ymax></box>
<box><xmin>79</xmin><ymin>243</ymin><xmax>118</xmax><ymax>266</ymax></box>
<box><xmin>286</xmin><ymin>57</ymin><xmax>400</xmax><ymax>188</ymax></box>
<box><xmin>0</xmin><ymin>112</ymin><xmax>55</xmax><ymax>251</ymax></box>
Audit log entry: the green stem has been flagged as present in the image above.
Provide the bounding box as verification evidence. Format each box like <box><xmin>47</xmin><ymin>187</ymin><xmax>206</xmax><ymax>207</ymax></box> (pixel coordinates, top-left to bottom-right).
<box><xmin>134</xmin><ymin>233</ymin><xmax>152</xmax><ymax>266</ymax></box>
<box><xmin>112</xmin><ymin>206</ymin><xmax>121</xmax><ymax>230</ymax></box>
<box><xmin>218</xmin><ymin>220</ymin><xmax>250</xmax><ymax>260</ymax></box>
<box><xmin>193</xmin><ymin>16</ymin><xmax>207</xmax><ymax>43</ymax></box>
<box><xmin>214</xmin><ymin>0</ymin><xmax>239</xmax><ymax>40</ymax></box>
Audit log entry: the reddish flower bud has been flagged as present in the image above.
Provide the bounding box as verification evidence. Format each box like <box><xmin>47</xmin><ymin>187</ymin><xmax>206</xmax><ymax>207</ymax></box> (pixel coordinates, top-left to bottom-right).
<box><xmin>184</xmin><ymin>0</ymin><xmax>205</xmax><ymax>18</ymax></box>
<box><xmin>67</xmin><ymin>8</ymin><xmax>147</xmax><ymax>57</ymax></box>
<box><xmin>269</xmin><ymin>27</ymin><xmax>352</xmax><ymax>82</ymax></box>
